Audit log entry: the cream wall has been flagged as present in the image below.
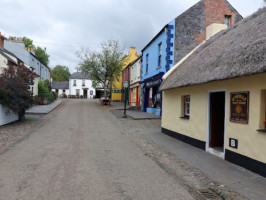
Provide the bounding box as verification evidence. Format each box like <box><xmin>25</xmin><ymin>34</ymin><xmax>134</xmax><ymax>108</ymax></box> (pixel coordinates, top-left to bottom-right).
<box><xmin>162</xmin><ymin>73</ymin><xmax>266</xmax><ymax>163</ymax></box>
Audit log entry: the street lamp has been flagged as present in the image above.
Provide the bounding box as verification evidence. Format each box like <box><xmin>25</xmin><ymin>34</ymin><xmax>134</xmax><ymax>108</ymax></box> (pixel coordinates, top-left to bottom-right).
<box><xmin>123</xmin><ymin>81</ymin><xmax>129</xmax><ymax>118</ymax></box>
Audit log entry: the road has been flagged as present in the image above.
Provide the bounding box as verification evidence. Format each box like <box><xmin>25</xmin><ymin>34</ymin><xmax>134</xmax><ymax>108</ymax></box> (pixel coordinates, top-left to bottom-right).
<box><xmin>0</xmin><ymin>100</ymin><xmax>197</xmax><ymax>200</ymax></box>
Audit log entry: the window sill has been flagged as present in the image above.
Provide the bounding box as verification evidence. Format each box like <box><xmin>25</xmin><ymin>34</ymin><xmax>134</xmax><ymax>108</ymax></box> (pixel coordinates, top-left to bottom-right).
<box><xmin>156</xmin><ymin>66</ymin><xmax>161</xmax><ymax>70</ymax></box>
<box><xmin>180</xmin><ymin>116</ymin><xmax>190</xmax><ymax>119</ymax></box>
<box><xmin>256</xmin><ymin>129</ymin><xmax>266</xmax><ymax>132</ymax></box>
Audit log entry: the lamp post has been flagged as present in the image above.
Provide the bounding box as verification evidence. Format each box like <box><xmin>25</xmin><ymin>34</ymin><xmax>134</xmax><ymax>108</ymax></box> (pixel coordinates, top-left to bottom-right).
<box><xmin>123</xmin><ymin>81</ymin><xmax>129</xmax><ymax>118</ymax></box>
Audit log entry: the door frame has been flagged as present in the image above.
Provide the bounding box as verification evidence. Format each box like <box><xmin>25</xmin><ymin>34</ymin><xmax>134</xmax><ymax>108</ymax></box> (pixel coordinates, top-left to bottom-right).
<box><xmin>206</xmin><ymin>89</ymin><xmax>227</xmax><ymax>159</ymax></box>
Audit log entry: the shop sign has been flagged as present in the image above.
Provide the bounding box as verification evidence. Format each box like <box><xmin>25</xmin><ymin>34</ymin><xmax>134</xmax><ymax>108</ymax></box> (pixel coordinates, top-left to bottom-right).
<box><xmin>112</xmin><ymin>89</ymin><xmax>121</xmax><ymax>93</ymax></box>
<box><xmin>230</xmin><ymin>91</ymin><xmax>249</xmax><ymax>124</ymax></box>
<box><xmin>146</xmin><ymin>79</ymin><xmax>161</xmax><ymax>88</ymax></box>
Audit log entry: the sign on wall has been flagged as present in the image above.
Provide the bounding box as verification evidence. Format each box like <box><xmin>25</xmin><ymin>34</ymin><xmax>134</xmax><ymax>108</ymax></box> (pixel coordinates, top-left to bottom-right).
<box><xmin>230</xmin><ymin>91</ymin><xmax>249</xmax><ymax>124</ymax></box>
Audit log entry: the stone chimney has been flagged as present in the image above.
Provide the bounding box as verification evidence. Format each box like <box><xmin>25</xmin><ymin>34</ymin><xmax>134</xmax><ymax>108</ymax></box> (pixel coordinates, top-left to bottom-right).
<box><xmin>206</xmin><ymin>23</ymin><xmax>227</xmax><ymax>40</ymax></box>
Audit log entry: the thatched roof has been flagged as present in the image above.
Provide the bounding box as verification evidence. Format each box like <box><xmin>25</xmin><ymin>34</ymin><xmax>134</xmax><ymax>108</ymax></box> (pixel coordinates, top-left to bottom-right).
<box><xmin>160</xmin><ymin>7</ymin><xmax>266</xmax><ymax>91</ymax></box>
<box><xmin>70</xmin><ymin>72</ymin><xmax>91</xmax><ymax>79</ymax></box>
<box><xmin>51</xmin><ymin>81</ymin><xmax>69</xmax><ymax>89</ymax></box>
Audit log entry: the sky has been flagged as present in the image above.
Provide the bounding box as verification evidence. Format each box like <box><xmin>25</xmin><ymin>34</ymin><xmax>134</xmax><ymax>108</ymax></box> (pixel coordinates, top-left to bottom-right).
<box><xmin>0</xmin><ymin>0</ymin><xmax>265</xmax><ymax>73</ymax></box>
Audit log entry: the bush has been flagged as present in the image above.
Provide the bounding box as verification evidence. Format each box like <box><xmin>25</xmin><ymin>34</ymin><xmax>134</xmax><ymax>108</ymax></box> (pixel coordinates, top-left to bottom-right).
<box><xmin>39</xmin><ymin>92</ymin><xmax>55</xmax><ymax>101</ymax></box>
<box><xmin>52</xmin><ymin>91</ymin><xmax>58</xmax><ymax>99</ymax></box>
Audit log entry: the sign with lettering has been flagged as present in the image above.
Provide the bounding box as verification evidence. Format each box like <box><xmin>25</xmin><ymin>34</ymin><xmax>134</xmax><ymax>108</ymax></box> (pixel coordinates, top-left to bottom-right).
<box><xmin>230</xmin><ymin>91</ymin><xmax>249</xmax><ymax>124</ymax></box>
<box><xmin>229</xmin><ymin>138</ymin><xmax>238</xmax><ymax>149</ymax></box>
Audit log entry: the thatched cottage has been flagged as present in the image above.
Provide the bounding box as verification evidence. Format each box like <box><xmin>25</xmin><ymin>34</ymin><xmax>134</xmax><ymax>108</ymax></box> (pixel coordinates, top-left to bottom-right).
<box><xmin>160</xmin><ymin>8</ymin><xmax>266</xmax><ymax>177</ymax></box>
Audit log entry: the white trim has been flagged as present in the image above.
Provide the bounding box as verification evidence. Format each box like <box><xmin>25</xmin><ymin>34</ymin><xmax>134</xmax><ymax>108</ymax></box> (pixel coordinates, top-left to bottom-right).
<box><xmin>206</xmin><ymin>89</ymin><xmax>227</xmax><ymax>159</ymax></box>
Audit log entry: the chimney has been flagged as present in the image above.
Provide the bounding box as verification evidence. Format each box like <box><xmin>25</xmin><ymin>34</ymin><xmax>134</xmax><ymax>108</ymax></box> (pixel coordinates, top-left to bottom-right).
<box><xmin>206</xmin><ymin>23</ymin><xmax>227</xmax><ymax>40</ymax></box>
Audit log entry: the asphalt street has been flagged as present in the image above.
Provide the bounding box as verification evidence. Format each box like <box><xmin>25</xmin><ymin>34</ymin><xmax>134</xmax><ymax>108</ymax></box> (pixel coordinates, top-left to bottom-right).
<box><xmin>0</xmin><ymin>99</ymin><xmax>198</xmax><ymax>200</ymax></box>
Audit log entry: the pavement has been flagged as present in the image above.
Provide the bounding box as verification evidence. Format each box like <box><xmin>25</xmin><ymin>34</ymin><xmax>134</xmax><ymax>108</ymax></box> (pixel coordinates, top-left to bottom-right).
<box><xmin>106</xmin><ymin>101</ymin><xmax>161</xmax><ymax>119</ymax></box>
<box><xmin>26</xmin><ymin>99</ymin><xmax>62</xmax><ymax>115</ymax></box>
<box><xmin>0</xmin><ymin>99</ymin><xmax>198</xmax><ymax>200</ymax></box>
<box><xmin>112</xmin><ymin>109</ymin><xmax>266</xmax><ymax>200</ymax></box>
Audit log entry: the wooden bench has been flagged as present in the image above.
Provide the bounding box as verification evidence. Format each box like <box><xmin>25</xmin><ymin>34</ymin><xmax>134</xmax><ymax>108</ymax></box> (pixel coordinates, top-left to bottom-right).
<box><xmin>100</xmin><ymin>99</ymin><xmax>111</xmax><ymax>106</ymax></box>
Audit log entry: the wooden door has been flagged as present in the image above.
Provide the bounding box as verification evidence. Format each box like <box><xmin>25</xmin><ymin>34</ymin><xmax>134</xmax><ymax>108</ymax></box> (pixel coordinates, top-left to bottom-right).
<box><xmin>210</xmin><ymin>92</ymin><xmax>225</xmax><ymax>148</ymax></box>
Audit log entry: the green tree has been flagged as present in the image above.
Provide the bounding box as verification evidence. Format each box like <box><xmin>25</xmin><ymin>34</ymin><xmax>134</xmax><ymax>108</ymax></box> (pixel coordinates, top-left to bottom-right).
<box><xmin>35</xmin><ymin>46</ymin><xmax>49</xmax><ymax>66</ymax></box>
<box><xmin>77</xmin><ymin>40</ymin><xmax>125</xmax><ymax>99</ymax></box>
<box><xmin>22</xmin><ymin>37</ymin><xmax>50</xmax><ymax>66</ymax></box>
<box><xmin>22</xmin><ymin>37</ymin><xmax>34</xmax><ymax>49</ymax></box>
<box><xmin>51</xmin><ymin>65</ymin><xmax>71</xmax><ymax>82</ymax></box>
<box><xmin>0</xmin><ymin>65</ymin><xmax>37</xmax><ymax>120</ymax></box>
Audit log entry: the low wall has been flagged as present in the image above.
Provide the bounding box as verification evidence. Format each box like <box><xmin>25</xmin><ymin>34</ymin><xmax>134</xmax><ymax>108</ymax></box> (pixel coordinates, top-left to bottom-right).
<box><xmin>0</xmin><ymin>104</ymin><xmax>18</xmax><ymax>126</ymax></box>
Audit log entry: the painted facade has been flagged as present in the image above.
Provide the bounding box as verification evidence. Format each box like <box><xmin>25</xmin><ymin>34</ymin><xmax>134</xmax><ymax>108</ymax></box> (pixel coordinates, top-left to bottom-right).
<box><xmin>69</xmin><ymin>72</ymin><xmax>96</xmax><ymax>98</ymax></box>
<box><xmin>130</xmin><ymin>57</ymin><xmax>141</xmax><ymax>107</ymax></box>
<box><xmin>111</xmin><ymin>47</ymin><xmax>138</xmax><ymax>101</ymax></box>
<box><xmin>141</xmin><ymin>20</ymin><xmax>175</xmax><ymax>116</ymax></box>
<box><xmin>160</xmin><ymin>7</ymin><xmax>266</xmax><ymax>177</ymax></box>
<box><xmin>162</xmin><ymin>74</ymin><xmax>266</xmax><ymax>177</ymax></box>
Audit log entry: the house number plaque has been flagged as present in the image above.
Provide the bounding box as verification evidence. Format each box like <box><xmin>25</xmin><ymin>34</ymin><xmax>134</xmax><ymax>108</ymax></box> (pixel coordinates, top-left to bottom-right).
<box><xmin>230</xmin><ymin>91</ymin><xmax>249</xmax><ymax>124</ymax></box>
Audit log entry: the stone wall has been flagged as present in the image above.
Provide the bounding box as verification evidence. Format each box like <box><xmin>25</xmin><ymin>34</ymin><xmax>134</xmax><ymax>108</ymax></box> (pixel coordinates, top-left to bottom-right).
<box><xmin>174</xmin><ymin>0</ymin><xmax>243</xmax><ymax>64</ymax></box>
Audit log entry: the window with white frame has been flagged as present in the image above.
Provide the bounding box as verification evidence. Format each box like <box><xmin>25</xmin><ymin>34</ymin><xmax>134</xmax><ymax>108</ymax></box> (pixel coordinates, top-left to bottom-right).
<box><xmin>82</xmin><ymin>79</ymin><xmax>85</xmax><ymax>86</ymax></box>
<box><xmin>73</xmin><ymin>80</ymin><xmax>76</xmax><ymax>86</ymax></box>
<box><xmin>158</xmin><ymin>43</ymin><xmax>162</xmax><ymax>67</ymax></box>
<box><xmin>184</xmin><ymin>95</ymin><xmax>190</xmax><ymax>117</ymax></box>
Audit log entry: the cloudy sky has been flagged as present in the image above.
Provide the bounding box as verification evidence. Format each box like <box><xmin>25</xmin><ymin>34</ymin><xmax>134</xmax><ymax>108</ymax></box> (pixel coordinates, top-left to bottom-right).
<box><xmin>0</xmin><ymin>0</ymin><xmax>265</xmax><ymax>73</ymax></box>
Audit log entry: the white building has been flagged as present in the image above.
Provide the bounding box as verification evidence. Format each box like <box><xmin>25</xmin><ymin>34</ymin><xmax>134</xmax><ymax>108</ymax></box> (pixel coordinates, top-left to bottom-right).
<box><xmin>51</xmin><ymin>81</ymin><xmax>69</xmax><ymax>97</ymax></box>
<box><xmin>69</xmin><ymin>72</ymin><xmax>95</xmax><ymax>98</ymax></box>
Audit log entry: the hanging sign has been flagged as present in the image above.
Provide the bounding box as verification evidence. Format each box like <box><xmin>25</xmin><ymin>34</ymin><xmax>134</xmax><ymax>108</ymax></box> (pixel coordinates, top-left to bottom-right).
<box><xmin>230</xmin><ymin>91</ymin><xmax>249</xmax><ymax>124</ymax></box>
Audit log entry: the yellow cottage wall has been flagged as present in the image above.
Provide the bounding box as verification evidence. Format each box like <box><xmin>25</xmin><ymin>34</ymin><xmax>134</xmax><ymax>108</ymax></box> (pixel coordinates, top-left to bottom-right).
<box><xmin>111</xmin><ymin>48</ymin><xmax>138</xmax><ymax>101</ymax></box>
<box><xmin>162</xmin><ymin>73</ymin><xmax>266</xmax><ymax>164</ymax></box>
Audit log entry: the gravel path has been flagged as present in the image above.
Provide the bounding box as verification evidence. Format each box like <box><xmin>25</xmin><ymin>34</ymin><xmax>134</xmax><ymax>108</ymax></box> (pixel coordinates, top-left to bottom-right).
<box><xmin>0</xmin><ymin>99</ymin><xmax>199</xmax><ymax>200</ymax></box>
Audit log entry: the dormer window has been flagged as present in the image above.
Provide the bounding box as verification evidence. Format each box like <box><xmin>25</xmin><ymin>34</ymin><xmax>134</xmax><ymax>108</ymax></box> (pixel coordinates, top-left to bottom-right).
<box><xmin>224</xmin><ymin>15</ymin><xmax>231</xmax><ymax>27</ymax></box>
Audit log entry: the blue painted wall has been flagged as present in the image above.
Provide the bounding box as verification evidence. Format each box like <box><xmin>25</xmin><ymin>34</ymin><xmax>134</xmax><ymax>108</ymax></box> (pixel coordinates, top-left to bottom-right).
<box><xmin>140</xmin><ymin>19</ymin><xmax>175</xmax><ymax>115</ymax></box>
<box><xmin>141</xmin><ymin>19</ymin><xmax>175</xmax><ymax>82</ymax></box>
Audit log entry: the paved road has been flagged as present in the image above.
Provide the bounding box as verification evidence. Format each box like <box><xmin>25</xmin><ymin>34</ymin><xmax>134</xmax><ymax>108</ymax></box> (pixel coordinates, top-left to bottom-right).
<box><xmin>0</xmin><ymin>100</ymin><xmax>197</xmax><ymax>200</ymax></box>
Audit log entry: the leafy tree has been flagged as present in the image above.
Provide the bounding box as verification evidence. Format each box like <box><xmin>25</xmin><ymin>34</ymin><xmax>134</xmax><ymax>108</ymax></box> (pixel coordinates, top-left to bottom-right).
<box><xmin>51</xmin><ymin>65</ymin><xmax>71</xmax><ymax>82</ymax></box>
<box><xmin>0</xmin><ymin>64</ymin><xmax>37</xmax><ymax>120</ymax></box>
<box><xmin>22</xmin><ymin>37</ymin><xmax>50</xmax><ymax>66</ymax></box>
<box><xmin>35</xmin><ymin>46</ymin><xmax>49</xmax><ymax>66</ymax></box>
<box><xmin>22</xmin><ymin>37</ymin><xmax>34</xmax><ymax>49</ymax></box>
<box><xmin>77</xmin><ymin>40</ymin><xmax>125</xmax><ymax>99</ymax></box>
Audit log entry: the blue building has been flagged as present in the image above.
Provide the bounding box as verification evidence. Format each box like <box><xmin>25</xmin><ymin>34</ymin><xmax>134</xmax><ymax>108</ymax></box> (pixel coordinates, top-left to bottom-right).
<box><xmin>141</xmin><ymin>20</ymin><xmax>175</xmax><ymax>116</ymax></box>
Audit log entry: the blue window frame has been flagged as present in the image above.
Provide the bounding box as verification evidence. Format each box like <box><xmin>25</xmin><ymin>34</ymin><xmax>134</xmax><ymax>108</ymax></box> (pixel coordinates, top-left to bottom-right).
<box><xmin>146</xmin><ymin>54</ymin><xmax>149</xmax><ymax>74</ymax></box>
<box><xmin>158</xmin><ymin>43</ymin><xmax>162</xmax><ymax>67</ymax></box>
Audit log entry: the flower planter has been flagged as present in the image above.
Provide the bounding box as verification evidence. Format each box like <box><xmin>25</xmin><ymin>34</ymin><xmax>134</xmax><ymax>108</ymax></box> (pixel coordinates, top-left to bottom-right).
<box><xmin>41</xmin><ymin>97</ymin><xmax>48</xmax><ymax>105</ymax></box>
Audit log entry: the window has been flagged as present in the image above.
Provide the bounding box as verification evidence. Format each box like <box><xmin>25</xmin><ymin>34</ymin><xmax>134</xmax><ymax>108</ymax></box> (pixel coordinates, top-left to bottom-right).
<box><xmin>146</xmin><ymin>54</ymin><xmax>149</xmax><ymax>74</ymax></box>
<box><xmin>63</xmin><ymin>90</ymin><xmax>65</xmax><ymax>92</ymax></box>
<box><xmin>82</xmin><ymin>80</ymin><xmax>85</xmax><ymax>86</ymax></box>
<box><xmin>73</xmin><ymin>80</ymin><xmax>76</xmax><ymax>86</ymax></box>
<box><xmin>158</xmin><ymin>43</ymin><xmax>162</xmax><ymax>67</ymax></box>
<box><xmin>76</xmin><ymin>89</ymin><xmax>80</xmax><ymax>96</ymax></box>
<box><xmin>224</xmin><ymin>15</ymin><xmax>231</xmax><ymax>27</ymax></box>
<box><xmin>184</xmin><ymin>95</ymin><xmax>190</xmax><ymax>118</ymax></box>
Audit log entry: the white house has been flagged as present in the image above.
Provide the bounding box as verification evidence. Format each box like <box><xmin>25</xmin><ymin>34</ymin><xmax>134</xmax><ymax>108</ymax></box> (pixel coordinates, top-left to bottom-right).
<box><xmin>0</xmin><ymin>49</ymin><xmax>19</xmax><ymax>125</ymax></box>
<box><xmin>51</xmin><ymin>81</ymin><xmax>69</xmax><ymax>97</ymax></box>
<box><xmin>69</xmin><ymin>72</ymin><xmax>96</xmax><ymax>98</ymax></box>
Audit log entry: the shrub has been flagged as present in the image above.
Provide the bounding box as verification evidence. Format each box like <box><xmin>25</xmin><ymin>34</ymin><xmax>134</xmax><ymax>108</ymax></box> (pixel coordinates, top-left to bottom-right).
<box><xmin>52</xmin><ymin>91</ymin><xmax>58</xmax><ymax>99</ymax></box>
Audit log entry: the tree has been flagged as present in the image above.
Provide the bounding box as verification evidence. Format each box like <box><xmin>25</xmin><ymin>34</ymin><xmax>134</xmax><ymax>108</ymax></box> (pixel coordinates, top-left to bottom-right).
<box><xmin>77</xmin><ymin>40</ymin><xmax>125</xmax><ymax>99</ymax></box>
<box><xmin>0</xmin><ymin>64</ymin><xmax>37</xmax><ymax>120</ymax></box>
<box><xmin>51</xmin><ymin>65</ymin><xmax>71</xmax><ymax>82</ymax></box>
<box><xmin>34</xmin><ymin>46</ymin><xmax>49</xmax><ymax>66</ymax></box>
<box><xmin>22</xmin><ymin>37</ymin><xmax>34</xmax><ymax>49</ymax></box>
<box><xmin>22</xmin><ymin>37</ymin><xmax>50</xmax><ymax>66</ymax></box>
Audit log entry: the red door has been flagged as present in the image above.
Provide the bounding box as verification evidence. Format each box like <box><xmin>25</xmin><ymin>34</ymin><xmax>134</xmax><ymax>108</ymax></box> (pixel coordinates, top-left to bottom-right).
<box><xmin>136</xmin><ymin>86</ymin><xmax>140</xmax><ymax>107</ymax></box>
